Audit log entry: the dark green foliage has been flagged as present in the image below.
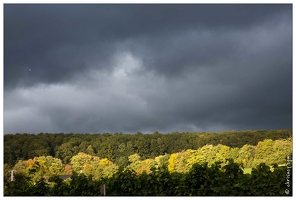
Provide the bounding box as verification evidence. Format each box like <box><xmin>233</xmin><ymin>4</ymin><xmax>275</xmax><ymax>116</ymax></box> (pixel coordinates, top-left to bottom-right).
<box><xmin>4</xmin><ymin>173</ymin><xmax>33</xmax><ymax>196</ymax></box>
<box><xmin>106</xmin><ymin>169</ymin><xmax>138</xmax><ymax>195</ymax></box>
<box><xmin>246</xmin><ymin>163</ymin><xmax>288</xmax><ymax>196</ymax></box>
<box><xmin>4</xmin><ymin>172</ymin><xmax>104</xmax><ymax>196</ymax></box>
<box><xmin>47</xmin><ymin>175</ymin><xmax>71</xmax><ymax>196</ymax></box>
<box><xmin>66</xmin><ymin>173</ymin><xmax>102</xmax><ymax>196</ymax></box>
<box><xmin>4</xmin><ymin>160</ymin><xmax>291</xmax><ymax>196</ymax></box>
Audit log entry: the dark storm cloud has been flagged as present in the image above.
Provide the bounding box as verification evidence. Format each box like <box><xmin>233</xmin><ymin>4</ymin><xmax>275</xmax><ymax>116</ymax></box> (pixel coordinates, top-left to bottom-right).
<box><xmin>4</xmin><ymin>4</ymin><xmax>290</xmax><ymax>88</ymax></box>
<box><xmin>4</xmin><ymin>4</ymin><xmax>292</xmax><ymax>134</ymax></box>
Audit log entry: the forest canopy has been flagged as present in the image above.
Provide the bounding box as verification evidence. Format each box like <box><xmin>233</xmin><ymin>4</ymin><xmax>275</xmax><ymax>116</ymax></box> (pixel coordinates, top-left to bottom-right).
<box><xmin>4</xmin><ymin>129</ymin><xmax>292</xmax><ymax>196</ymax></box>
<box><xmin>4</xmin><ymin>129</ymin><xmax>291</xmax><ymax>166</ymax></box>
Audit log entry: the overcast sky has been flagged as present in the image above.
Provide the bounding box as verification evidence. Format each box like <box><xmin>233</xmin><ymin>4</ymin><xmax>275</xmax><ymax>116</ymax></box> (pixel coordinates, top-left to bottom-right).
<box><xmin>4</xmin><ymin>4</ymin><xmax>292</xmax><ymax>134</ymax></box>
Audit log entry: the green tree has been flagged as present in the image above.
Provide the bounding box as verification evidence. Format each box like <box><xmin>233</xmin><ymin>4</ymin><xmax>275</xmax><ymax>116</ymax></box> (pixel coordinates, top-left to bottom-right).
<box><xmin>214</xmin><ymin>144</ymin><xmax>232</xmax><ymax>166</ymax></box>
<box><xmin>55</xmin><ymin>141</ymin><xmax>80</xmax><ymax>164</ymax></box>
<box><xmin>93</xmin><ymin>158</ymin><xmax>119</xmax><ymax>180</ymax></box>
<box><xmin>12</xmin><ymin>156</ymin><xmax>64</xmax><ymax>183</ymax></box>
<box><xmin>4</xmin><ymin>163</ymin><xmax>13</xmax><ymax>184</ymax></box>
<box><xmin>271</xmin><ymin>138</ymin><xmax>292</xmax><ymax>165</ymax></box>
<box><xmin>236</xmin><ymin>144</ymin><xmax>255</xmax><ymax>168</ymax></box>
<box><xmin>153</xmin><ymin>154</ymin><xmax>170</xmax><ymax>170</ymax></box>
<box><xmin>115</xmin><ymin>156</ymin><xmax>129</xmax><ymax>168</ymax></box>
<box><xmin>85</xmin><ymin>145</ymin><xmax>95</xmax><ymax>156</ymax></box>
<box><xmin>70</xmin><ymin>152</ymin><xmax>99</xmax><ymax>173</ymax></box>
<box><xmin>127</xmin><ymin>153</ymin><xmax>142</xmax><ymax>173</ymax></box>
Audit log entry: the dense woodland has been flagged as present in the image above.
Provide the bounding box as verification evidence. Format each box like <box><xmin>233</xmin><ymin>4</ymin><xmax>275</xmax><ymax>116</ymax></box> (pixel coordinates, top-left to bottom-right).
<box><xmin>4</xmin><ymin>129</ymin><xmax>292</xmax><ymax>196</ymax></box>
<box><xmin>4</xmin><ymin>129</ymin><xmax>292</xmax><ymax>166</ymax></box>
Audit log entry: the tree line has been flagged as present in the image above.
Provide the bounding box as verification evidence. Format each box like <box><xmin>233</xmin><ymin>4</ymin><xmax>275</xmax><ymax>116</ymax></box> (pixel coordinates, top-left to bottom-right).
<box><xmin>4</xmin><ymin>136</ymin><xmax>292</xmax><ymax>185</ymax></box>
<box><xmin>4</xmin><ymin>129</ymin><xmax>292</xmax><ymax>196</ymax></box>
<box><xmin>4</xmin><ymin>129</ymin><xmax>292</xmax><ymax>167</ymax></box>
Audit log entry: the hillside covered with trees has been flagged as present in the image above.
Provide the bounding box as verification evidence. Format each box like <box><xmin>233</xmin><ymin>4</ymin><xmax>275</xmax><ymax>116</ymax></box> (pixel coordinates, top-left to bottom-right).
<box><xmin>4</xmin><ymin>129</ymin><xmax>292</xmax><ymax>196</ymax></box>
<box><xmin>4</xmin><ymin>129</ymin><xmax>292</xmax><ymax>166</ymax></box>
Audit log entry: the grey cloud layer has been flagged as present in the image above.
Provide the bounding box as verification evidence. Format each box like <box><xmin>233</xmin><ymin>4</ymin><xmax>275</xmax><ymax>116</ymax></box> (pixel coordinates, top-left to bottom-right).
<box><xmin>5</xmin><ymin>4</ymin><xmax>290</xmax><ymax>88</ymax></box>
<box><xmin>4</xmin><ymin>4</ymin><xmax>292</xmax><ymax>134</ymax></box>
